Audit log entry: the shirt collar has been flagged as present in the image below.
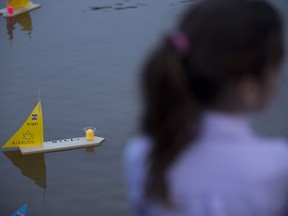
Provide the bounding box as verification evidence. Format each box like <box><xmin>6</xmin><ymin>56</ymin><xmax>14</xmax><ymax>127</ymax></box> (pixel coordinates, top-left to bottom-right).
<box><xmin>200</xmin><ymin>111</ymin><xmax>253</xmax><ymax>139</ymax></box>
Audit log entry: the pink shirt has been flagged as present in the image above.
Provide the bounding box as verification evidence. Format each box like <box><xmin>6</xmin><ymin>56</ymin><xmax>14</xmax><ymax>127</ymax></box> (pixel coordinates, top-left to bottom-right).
<box><xmin>124</xmin><ymin>112</ymin><xmax>288</xmax><ymax>216</ymax></box>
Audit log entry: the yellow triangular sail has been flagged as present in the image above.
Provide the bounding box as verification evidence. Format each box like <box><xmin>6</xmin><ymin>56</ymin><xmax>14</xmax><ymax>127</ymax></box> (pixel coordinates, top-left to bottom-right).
<box><xmin>8</xmin><ymin>0</ymin><xmax>30</xmax><ymax>9</ymax></box>
<box><xmin>2</xmin><ymin>100</ymin><xmax>44</xmax><ymax>148</ymax></box>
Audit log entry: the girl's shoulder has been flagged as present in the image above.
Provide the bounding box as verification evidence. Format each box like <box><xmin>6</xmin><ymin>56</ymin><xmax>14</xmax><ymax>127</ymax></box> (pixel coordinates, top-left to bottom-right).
<box><xmin>255</xmin><ymin>136</ymin><xmax>288</xmax><ymax>155</ymax></box>
<box><xmin>124</xmin><ymin>135</ymin><xmax>152</xmax><ymax>202</ymax></box>
<box><xmin>256</xmin><ymin>136</ymin><xmax>288</xmax><ymax>164</ymax></box>
<box><xmin>124</xmin><ymin>135</ymin><xmax>152</xmax><ymax>163</ymax></box>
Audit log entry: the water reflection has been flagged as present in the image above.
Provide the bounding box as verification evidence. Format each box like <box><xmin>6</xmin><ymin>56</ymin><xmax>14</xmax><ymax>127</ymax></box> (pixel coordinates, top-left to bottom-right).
<box><xmin>3</xmin><ymin>150</ymin><xmax>47</xmax><ymax>189</ymax></box>
<box><xmin>6</xmin><ymin>12</ymin><xmax>32</xmax><ymax>41</ymax></box>
<box><xmin>88</xmin><ymin>3</ymin><xmax>148</xmax><ymax>12</ymax></box>
<box><xmin>2</xmin><ymin>148</ymin><xmax>97</xmax><ymax>189</ymax></box>
<box><xmin>86</xmin><ymin>146</ymin><xmax>95</xmax><ymax>153</ymax></box>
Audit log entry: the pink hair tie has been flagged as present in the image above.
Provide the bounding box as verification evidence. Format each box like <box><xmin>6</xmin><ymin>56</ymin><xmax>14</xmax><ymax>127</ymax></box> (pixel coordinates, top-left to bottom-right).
<box><xmin>170</xmin><ymin>32</ymin><xmax>190</xmax><ymax>56</ymax></box>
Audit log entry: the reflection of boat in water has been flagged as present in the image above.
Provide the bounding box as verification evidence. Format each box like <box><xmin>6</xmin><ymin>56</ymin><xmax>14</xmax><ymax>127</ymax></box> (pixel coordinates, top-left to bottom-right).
<box><xmin>3</xmin><ymin>148</ymin><xmax>97</xmax><ymax>189</ymax></box>
<box><xmin>3</xmin><ymin>150</ymin><xmax>46</xmax><ymax>210</ymax></box>
<box><xmin>3</xmin><ymin>150</ymin><xmax>47</xmax><ymax>189</ymax></box>
<box><xmin>6</xmin><ymin>12</ymin><xmax>32</xmax><ymax>41</ymax></box>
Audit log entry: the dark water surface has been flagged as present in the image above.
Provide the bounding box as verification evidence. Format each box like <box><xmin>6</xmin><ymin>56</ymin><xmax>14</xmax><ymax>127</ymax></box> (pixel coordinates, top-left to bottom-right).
<box><xmin>0</xmin><ymin>0</ymin><xmax>288</xmax><ymax>215</ymax></box>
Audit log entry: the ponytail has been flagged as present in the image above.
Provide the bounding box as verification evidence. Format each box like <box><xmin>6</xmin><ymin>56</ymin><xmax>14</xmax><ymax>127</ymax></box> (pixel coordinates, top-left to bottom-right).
<box><xmin>141</xmin><ymin>36</ymin><xmax>201</xmax><ymax>205</ymax></box>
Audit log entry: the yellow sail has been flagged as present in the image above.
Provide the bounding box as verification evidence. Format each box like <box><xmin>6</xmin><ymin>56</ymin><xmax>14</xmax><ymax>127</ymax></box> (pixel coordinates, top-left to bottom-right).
<box><xmin>2</xmin><ymin>100</ymin><xmax>44</xmax><ymax>148</ymax></box>
<box><xmin>8</xmin><ymin>0</ymin><xmax>30</xmax><ymax>9</ymax></box>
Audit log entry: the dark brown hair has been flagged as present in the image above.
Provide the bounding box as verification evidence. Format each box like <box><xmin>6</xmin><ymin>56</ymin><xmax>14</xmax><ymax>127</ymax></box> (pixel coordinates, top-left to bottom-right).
<box><xmin>141</xmin><ymin>0</ymin><xmax>284</xmax><ymax>205</ymax></box>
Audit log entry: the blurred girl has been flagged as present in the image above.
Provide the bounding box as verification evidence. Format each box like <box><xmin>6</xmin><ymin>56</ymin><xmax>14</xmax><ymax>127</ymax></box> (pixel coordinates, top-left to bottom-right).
<box><xmin>125</xmin><ymin>0</ymin><xmax>287</xmax><ymax>215</ymax></box>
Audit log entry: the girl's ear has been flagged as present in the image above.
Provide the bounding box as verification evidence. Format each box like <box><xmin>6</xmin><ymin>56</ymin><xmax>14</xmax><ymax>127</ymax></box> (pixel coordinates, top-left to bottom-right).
<box><xmin>238</xmin><ymin>70</ymin><xmax>281</xmax><ymax>111</ymax></box>
<box><xmin>259</xmin><ymin>67</ymin><xmax>281</xmax><ymax>108</ymax></box>
<box><xmin>238</xmin><ymin>76</ymin><xmax>262</xmax><ymax>111</ymax></box>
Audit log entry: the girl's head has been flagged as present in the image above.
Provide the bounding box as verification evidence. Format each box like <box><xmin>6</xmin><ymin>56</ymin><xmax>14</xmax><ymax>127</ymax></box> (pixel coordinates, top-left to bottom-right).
<box><xmin>177</xmin><ymin>0</ymin><xmax>284</xmax><ymax>111</ymax></box>
<box><xmin>141</xmin><ymin>0</ymin><xmax>284</xmax><ymax>205</ymax></box>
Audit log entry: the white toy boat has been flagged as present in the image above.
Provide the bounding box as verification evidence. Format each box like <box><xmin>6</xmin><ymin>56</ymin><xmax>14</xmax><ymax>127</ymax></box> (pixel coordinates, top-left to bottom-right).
<box><xmin>2</xmin><ymin>99</ymin><xmax>105</xmax><ymax>155</ymax></box>
<box><xmin>0</xmin><ymin>1</ymin><xmax>41</xmax><ymax>18</ymax></box>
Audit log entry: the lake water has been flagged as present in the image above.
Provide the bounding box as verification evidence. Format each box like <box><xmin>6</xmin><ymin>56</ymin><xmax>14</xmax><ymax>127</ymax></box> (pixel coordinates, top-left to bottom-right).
<box><xmin>0</xmin><ymin>0</ymin><xmax>288</xmax><ymax>215</ymax></box>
